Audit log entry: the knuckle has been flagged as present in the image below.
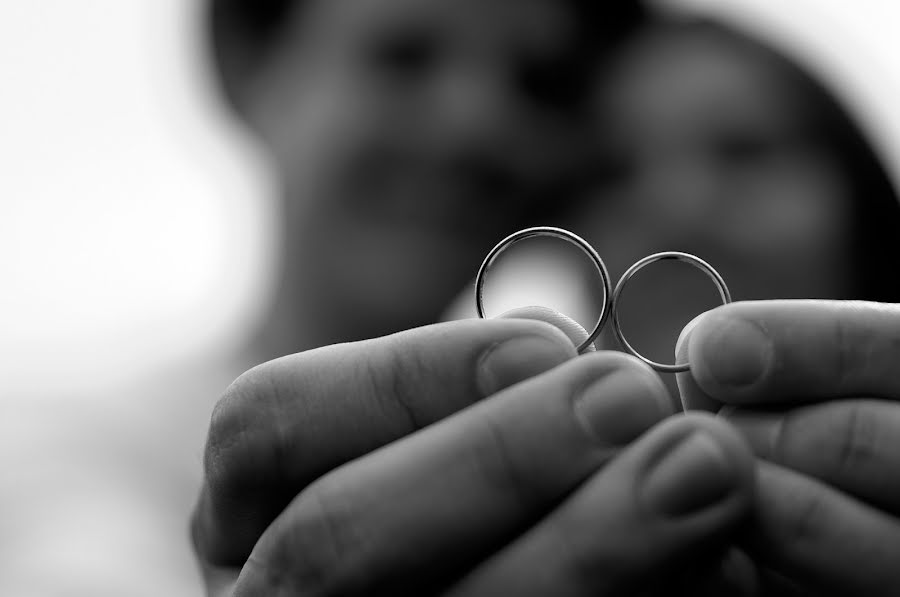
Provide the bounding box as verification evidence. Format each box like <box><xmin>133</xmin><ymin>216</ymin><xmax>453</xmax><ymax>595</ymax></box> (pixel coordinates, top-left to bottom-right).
<box><xmin>780</xmin><ymin>487</ymin><xmax>830</xmax><ymax>553</ymax></box>
<box><xmin>471</xmin><ymin>413</ymin><xmax>542</xmax><ymax>507</ymax></box>
<box><xmin>770</xmin><ymin>409</ymin><xmax>798</xmax><ymax>466</ymax></box>
<box><xmin>833</xmin><ymin>402</ymin><xmax>879</xmax><ymax>475</ymax></box>
<box><xmin>543</xmin><ymin>506</ymin><xmax>629</xmax><ymax>591</ymax></box>
<box><xmin>264</xmin><ymin>481</ymin><xmax>371</xmax><ymax>596</ymax></box>
<box><xmin>198</xmin><ymin>364</ymin><xmax>301</xmax><ymax>564</ymax></box>
<box><xmin>205</xmin><ymin>365</ymin><xmax>282</xmax><ymax>492</ymax></box>
<box><xmin>833</xmin><ymin>304</ymin><xmax>897</xmax><ymax>395</ymax></box>
<box><xmin>366</xmin><ymin>336</ymin><xmax>435</xmax><ymax>430</ymax></box>
<box><xmin>832</xmin><ymin>313</ymin><xmax>854</xmax><ymax>394</ymax></box>
<box><xmin>234</xmin><ymin>549</ymin><xmax>289</xmax><ymax>596</ymax></box>
<box><xmin>550</xmin><ymin>519</ymin><xmax>601</xmax><ymax>584</ymax></box>
<box><xmin>549</xmin><ymin>523</ymin><xmax>597</xmax><ymax>584</ymax></box>
<box><xmin>776</xmin><ymin>402</ymin><xmax>881</xmax><ymax>479</ymax></box>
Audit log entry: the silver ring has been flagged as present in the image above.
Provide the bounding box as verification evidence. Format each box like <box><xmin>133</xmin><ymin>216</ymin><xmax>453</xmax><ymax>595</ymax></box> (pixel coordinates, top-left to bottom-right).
<box><xmin>475</xmin><ymin>227</ymin><xmax>611</xmax><ymax>354</ymax></box>
<box><xmin>611</xmin><ymin>252</ymin><xmax>731</xmax><ymax>373</ymax></box>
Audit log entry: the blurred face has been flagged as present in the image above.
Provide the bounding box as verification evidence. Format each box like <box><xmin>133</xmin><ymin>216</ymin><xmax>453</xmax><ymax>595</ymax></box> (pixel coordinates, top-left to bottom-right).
<box><xmin>248</xmin><ymin>0</ymin><xmax>585</xmax><ymax>340</ymax></box>
<box><xmin>571</xmin><ymin>25</ymin><xmax>855</xmax><ymax>366</ymax></box>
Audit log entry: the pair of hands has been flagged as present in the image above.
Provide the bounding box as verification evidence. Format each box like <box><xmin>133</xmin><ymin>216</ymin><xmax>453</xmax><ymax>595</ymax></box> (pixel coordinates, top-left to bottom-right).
<box><xmin>191</xmin><ymin>300</ymin><xmax>900</xmax><ymax>596</ymax></box>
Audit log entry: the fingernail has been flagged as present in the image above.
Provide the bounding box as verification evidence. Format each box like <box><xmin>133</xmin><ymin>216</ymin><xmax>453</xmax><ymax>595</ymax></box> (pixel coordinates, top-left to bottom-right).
<box><xmin>698</xmin><ymin>319</ymin><xmax>772</xmax><ymax>388</ymax></box>
<box><xmin>574</xmin><ymin>370</ymin><xmax>668</xmax><ymax>445</ymax></box>
<box><xmin>477</xmin><ymin>335</ymin><xmax>572</xmax><ymax>396</ymax></box>
<box><xmin>642</xmin><ymin>432</ymin><xmax>737</xmax><ymax>517</ymax></box>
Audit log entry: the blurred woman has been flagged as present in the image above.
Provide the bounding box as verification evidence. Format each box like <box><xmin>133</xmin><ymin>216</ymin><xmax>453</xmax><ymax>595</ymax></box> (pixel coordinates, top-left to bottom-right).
<box><xmin>566</xmin><ymin>16</ymin><xmax>900</xmax><ymax>382</ymax></box>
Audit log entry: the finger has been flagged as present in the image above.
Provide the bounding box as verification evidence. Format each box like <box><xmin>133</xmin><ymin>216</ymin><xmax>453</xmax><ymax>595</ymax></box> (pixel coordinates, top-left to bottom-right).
<box><xmin>231</xmin><ymin>351</ymin><xmax>674</xmax><ymax>597</ymax></box>
<box><xmin>193</xmin><ymin>318</ymin><xmax>577</xmax><ymax>566</ymax></box>
<box><xmin>447</xmin><ymin>414</ymin><xmax>756</xmax><ymax>597</ymax></box>
<box><xmin>722</xmin><ymin>399</ymin><xmax>900</xmax><ymax>515</ymax></box>
<box><xmin>201</xmin><ymin>564</ymin><xmax>239</xmax><ymax>597</ymax></box>
<box><xmin>679</xmin><ymin>300</ymin><xmax>900</xmax><ymax>407</ymax></box>
<box><xmin>507</xmin><ymin>306</ymin><xmax>697</xmax><ymax>416</ymax></box>
<box><xmin>675</xmin><ymin>312</ymin><xmax>722</xmax><ymax>413</ymax></box>
<box><xmin>499</xmin><ymin>305</ymin><xmax>596</xmax><ymax>352</ymax></box>
<box><xmin>743</xmin><ymin>461</ymin><xmax>900</xmax><ymax>597</ymax></box>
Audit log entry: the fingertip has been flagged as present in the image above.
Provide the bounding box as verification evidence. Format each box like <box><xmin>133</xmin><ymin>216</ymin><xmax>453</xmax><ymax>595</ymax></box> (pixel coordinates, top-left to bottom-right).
<box><xmin>543</xmin><ymin>412</ymin><xmax>757</xmax><ymax>594</ymax></box>
<box><xmin>477</xmin><ymin>332</ymin><xmax>577</xmax><ymax>397</ymax></box>
<box><xmin>676</xmin><ymin>370</ymin><xmax>721</xmax><ymax>413</ymax></box>
<box><xmin>572</xmin><ymin>352</ymin><xmax>674</xmax><ymax>445</ymax></box>
<box><xmin>675</xmin><ymin>311</ymin><xmax>708</xmax><ymax>360</ymax></box>
<box><xmin>498</xmin><ymin>305</ymin><xmax>596</xmax><ymax>352</ymax></box>
<box><xmin>689</xmin><ymin>414</ymin><xmax>756</xmax><ymax>487</ymax></box>
<box><xmin>688</xmin><ymin>311</ymin><xmax>774</xmax><ymax>401</ymax></box>
<box><xmin>611</xmin><ymin>352</ymin><xmax>675</xmax><ymax>416</ymax></box>
<box><xmin>639</xmin><ymin>414</ymin><xmax>756</xmax><ymax>520</ymax></box>
<box><xmin>685</xmin><ymin>414</ymin><xmax>756</xmax><ymax>489</ymax></box>
<box><xmin>675</xmin><ymin>312</ymin><xmax>726</xmax><ymax>413</ymax></box>
<box><xmin>581</xmin><ymin>350</ymin><xmax>674</xmax><ymax>412</ymax></box>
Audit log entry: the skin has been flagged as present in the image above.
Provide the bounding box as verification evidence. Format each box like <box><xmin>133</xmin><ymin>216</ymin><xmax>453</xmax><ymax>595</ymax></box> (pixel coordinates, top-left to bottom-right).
<box><xmin>241</xmin><ymin>0</ymin><xmax>589</xmax><ymax>358</ymax></box>
<box><xmin>194</xmin><ymin>9</ymin><xmax>900</xmax><ymax>596</ymax></box>
<box><xmin>193</xmin><ymin>317</ymin><xmax>757</xmax><ymax>596</ymax></box>
<box><xmin>194</xmin><ymin>301</ymin><xmax>900</xmax><ymax>595</ymax></box>
<box><xmin>677</xmin><ymin>300</ymin><xmax>900</xmax><ymax>595</ymax></box>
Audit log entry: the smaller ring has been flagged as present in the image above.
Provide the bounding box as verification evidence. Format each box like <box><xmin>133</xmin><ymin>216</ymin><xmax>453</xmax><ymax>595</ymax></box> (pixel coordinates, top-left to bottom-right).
<box><xmin>611</xmin><ymin>252</ymin><xmax>732</xmax><ymax>373</ymax></box>
<box><xmin>475</xmin><ymin>227</ymin><xmax>612</xmax><ymax>354</ymax></box>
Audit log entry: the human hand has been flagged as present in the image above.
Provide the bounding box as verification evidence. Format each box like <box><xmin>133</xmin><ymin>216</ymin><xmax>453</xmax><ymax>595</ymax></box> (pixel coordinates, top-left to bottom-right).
<box><xmin>192</xmin><ymin>317</ymin><xmax>755</xmax><ymax>596</ymax></box>
<box><xmin>677</xmin><ymin>300</ymin><xmax>900</xmax><ymax>596</ymax></box>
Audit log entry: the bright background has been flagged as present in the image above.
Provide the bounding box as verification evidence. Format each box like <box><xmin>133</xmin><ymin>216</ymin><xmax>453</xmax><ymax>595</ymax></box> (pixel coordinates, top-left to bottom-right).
<box><xmin>2</xmin><ymin>0</ymin><xmax>900</xmax><ymax>396</ymax></box>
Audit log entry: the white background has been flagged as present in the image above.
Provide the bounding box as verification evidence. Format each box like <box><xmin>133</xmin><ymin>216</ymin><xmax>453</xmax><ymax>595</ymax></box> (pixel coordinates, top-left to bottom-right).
<box><xmin>1</xmin><ymin>0</ymin><xmax>899</xmax><ymax>396</ymax></box>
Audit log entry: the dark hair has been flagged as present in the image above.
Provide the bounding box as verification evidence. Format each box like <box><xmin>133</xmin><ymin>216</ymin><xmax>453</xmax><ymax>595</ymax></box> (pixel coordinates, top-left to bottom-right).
<box><xmin>678</xmin><ymin>19</ymin><xmax>900</xmax><ymax>301</ymax></box>
<box><xmin>206</xmin><ymin>0</ymin><xmax>648</xmax><ymax>114</ymax></box>
<box><xmin>206</xmin><ymin>0</ymin><xmax>295</xmax><ymax>112</ymax></box>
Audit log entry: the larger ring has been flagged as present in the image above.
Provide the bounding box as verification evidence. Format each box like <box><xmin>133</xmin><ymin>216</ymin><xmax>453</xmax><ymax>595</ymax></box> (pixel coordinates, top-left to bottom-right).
<box><xmin>611</xmin><ymin>252</ymin><xmax>732</xmax><ymax>373</ymax></box>
<box><xmin>475</xmin><ymin>227</ymin><xmax>612</xmax><ymax>354</ymax></box>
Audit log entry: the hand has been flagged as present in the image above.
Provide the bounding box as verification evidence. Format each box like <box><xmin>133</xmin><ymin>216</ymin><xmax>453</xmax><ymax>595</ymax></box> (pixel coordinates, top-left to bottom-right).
<box><xmin>677</xmin><ymin>300</ymin><xmax>900</xmax><ymax>596</ymax></box>
<box><xmin>192</xmin><ymin>317</ymin><xmax>756</xmax><ymax>596</ymax></box>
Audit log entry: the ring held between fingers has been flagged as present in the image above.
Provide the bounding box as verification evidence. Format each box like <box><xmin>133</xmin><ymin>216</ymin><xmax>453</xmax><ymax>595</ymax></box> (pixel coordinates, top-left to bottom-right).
<box><xmin>684</xmin><ymin>300</ymin><xmax>900</xmax><ymax>405</ymax></box>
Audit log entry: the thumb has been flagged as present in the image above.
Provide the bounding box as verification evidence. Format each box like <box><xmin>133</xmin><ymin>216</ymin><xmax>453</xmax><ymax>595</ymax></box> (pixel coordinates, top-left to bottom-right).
<box><xmin>676</xmin><ymin>312</ymin><xmax>728</xmax><ymax>413</ymax></box>
<box><xmin>498</xmin><ymin>305</ymin><xmax>597</xmax><ymax>352</ymax></box>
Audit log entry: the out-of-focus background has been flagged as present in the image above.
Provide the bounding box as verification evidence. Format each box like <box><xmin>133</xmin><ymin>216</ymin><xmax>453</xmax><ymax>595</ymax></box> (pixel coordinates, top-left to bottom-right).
<box><xmin>1</xmin><ymin>1</ymin><xmax>900</xmax><ymax>595</ymax></box>
<box><xmin>0</xmin><ymin>1</ymin><xmax>271</xmax><ymax>397</ymax></box>
<box><xmin>2</xmin><ymin>0</ymin><xmax>900</xmax><ymax>397</ymax></box>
